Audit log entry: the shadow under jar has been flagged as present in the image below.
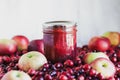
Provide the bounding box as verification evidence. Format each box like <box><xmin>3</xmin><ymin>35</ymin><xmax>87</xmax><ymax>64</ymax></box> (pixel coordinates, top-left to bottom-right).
<box><xmin>43</xmin><ymin>21</ymin><xmax>77</xmax><ymax>63</ymax></box>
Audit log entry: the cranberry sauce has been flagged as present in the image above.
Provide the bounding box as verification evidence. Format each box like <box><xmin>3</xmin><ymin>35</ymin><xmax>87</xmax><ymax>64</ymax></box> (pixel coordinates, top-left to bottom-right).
<box><xmin>43</xmin><ymin>21</ymin><xmax>77</xmax><ymax>63</ymax></box>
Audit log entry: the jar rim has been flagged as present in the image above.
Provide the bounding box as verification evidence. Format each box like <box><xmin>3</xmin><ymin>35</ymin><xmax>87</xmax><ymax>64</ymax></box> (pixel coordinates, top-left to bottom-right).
<box><xmin>43</xmin><ymin>21</ymin><xmax>76</xmax><ymax>27</ymax></box>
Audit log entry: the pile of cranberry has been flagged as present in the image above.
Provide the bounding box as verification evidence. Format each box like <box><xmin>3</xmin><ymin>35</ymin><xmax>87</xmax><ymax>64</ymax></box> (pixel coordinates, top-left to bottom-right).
<box><xmin>0</xmin><ymin>45</ymin><xmax>119</xmax><ymax>80</ymax></box>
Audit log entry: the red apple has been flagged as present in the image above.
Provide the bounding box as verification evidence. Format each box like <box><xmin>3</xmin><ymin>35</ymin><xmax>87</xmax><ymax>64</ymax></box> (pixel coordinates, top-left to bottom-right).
<box><xmin>28</xmin><ymin>39</ymin><xmax>44</xmax><ymax>54</ymax></box>
<box><xmin>0</xmin><ymin>39</ymin><xmax>17</xmax><ymax>55</ymax></box>
<box><xmin>102</xmin><ymin>31</ymin><xmax>120</xmax><ymax>46</ymax></box>
<box><xmin>88</xmin><ymin>36</ymin><xmax>110</xmax><ymax>52</ymax></box>
<box><xmin>12</xmin><ymin>35</ymin><xmax>29</xmax><ymax>51</ymax></box>
<box><xmin>1</xmin><ymin>70</ymin><xmax>31</xmax><ymax>80</ymax></box>
<box><xmin>90</xmin><ymin>58</ymin><xmax>116</xmax><ymax>79</ymax></box>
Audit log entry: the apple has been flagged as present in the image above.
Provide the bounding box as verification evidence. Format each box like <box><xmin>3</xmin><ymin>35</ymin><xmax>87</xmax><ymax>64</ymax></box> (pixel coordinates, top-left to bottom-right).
<box><xmin>28</xmin><ymin>39</ymin><xmax>44</xmax><ymax>54</ymax></box>
<box><xmin>1</xmin><ymin>70</ymin><xmax>31</xmax><ymax>80</ymax></box>
<box><xmin>84</xmin><ymin>52</ymin><xmax>109</xmax><ymax>64</ymax></box>
<box><xmin>90</xmin><ymin>58</ymin><xmax>116</xmax><ymax>79</ymax></box>
<box><xmin>18</xmin><ymin>51</ymin><xmax>47</xmax><ymax>72</ymax></box>
<box><xmin>102</xmin><ymin>31</ymin><xmax>120</xmax><ymax>46</ymax></box>
<box><xmin>0</xmin><ymin>39</ymin><xmax>17</xmax><ymax>55</ymax></box>
<box><xmin>12</xmin><ymin>35</ymin><xmax>29</xmax><ymax>51</ymax></box>
<box><xmin>88</xmin><ymin>36</ymin><xmax>110</xmax><ymax>52</ymax></box>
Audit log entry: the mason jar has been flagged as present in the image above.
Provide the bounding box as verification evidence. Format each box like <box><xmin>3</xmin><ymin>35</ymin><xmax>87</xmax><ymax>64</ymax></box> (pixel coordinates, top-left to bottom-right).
<box><xmin>43</xmin><ymin>21</ymin><xmax>77</xmax><ymax>63</ymax></box>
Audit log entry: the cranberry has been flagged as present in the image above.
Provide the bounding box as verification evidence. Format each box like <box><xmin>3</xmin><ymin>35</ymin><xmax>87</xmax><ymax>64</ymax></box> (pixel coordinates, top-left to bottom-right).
<box><xmin>6</xmin><ymin>66</ymin><xmax>12</xmax><ymax>71</ymax></box>
<box><xmin>0</xmin><ymin>73</ymin><xmax>4</xmax><ymax>79</ymax></box>
<box><xmin>86</xmin><ymin>76</ymin><xmax>92</xmax><ymax>80</ymax></box>
<box><xmin>53</xmin><ymin>65</ymin><xmax>58</xmax><ymax>70</ymax></box>
<box><xmin>82</xmin><ymin>45</ymin><xmax>89</xmax><ymax>51</ymax></box>
<box><xmin>9</xmin><ymin>62</ymin><xmax>15</xmax><ymax>67</ymax></box>
<box><xmin>11</xmin><ymin>56</ymin><xmax>18</xmax><ymax>62</ymax></box>
<box><xmin>44</xmin><ymin>74</ymin><xmax>52</xmax><ymax>80</ymax></box>
<box><xmin>111</xmin><ymin>56</ymin><xmax>117</xmax><ymax>62</ymax></box>
<box><xmin>41</xmin><ymin>67</ymin><xmax>48</xmax><ymax>72</ymax></box>
<box><xmin>78</xmin><ymin>68</ymin><xmax>85</xmax><ymax>75</ymax></box>
<box><xmin>22</xmin><ymin>50</ymin><xmax>28</xmax><ymax>54</ymax></box>
<box><xmin>38</xmin><ymin>72</ymin><xmax>45</xmax><ymax>76</ymax></box>
<box><xmin>28</xmin><ymin>69</ymin><xmax>37</xmax><ymax>76</ymax></box>
<box><xmin>59</xmin><ymin>74</ymin><xmax>68</xmax><ymax>80</ymax></box>
<box><xmin>37</xmin><ymin>76</ymin><xmax>44</xmax><ymax>80</ymax></box>
<box><xmin>64</xmin><ymin>59</ymin><xmax>74</xmax><ymax>67</ymax></box>
<box><xmin>89</xmin><ymin>69</ymin><xmax>97</xmax><ymax>76</ymax></box>
<box><xmin>32</xmin><ymin>75</ymin><xmax>37</xmax><ymax>80</ymax></box>
<box><xmin>66</xmin><ymin>68</ymin><xmax>74</xmax><ymax>75</ymax></box>
<box><xmin>97</xmin><ymin>73</ymin><xmax>104</xmax><ymax>80</ymax></box>
<box><xmin>78</xmin><ymin>75</ymin><xmax>85</xmax><ymax>80</ymax></box>
<box><xmin>43</xmin><ymin>63</ymin><xmax>50</xmax><ymax>69</ymax></box>
<box><xmin>113</xmin><ymin>53</ymin><xmax>117</xmax><ymax>57</ymax></box>
<box><xmin>117</xmin><ymin>51</ymin><xmax>120</xmax><ymax>61</ymax></box>
<box><xmin>115</xmin><ymin>77</ymin><xmax>120</xmax><ymax>80</ymax></box>
<box><xmin>3</xmin><ymin>56</ymin><xmax>11</xmax><ymax>63</ymax></box>
<box><xmin>49</xmin><ymin>70</ymin><xmax>57</xmax><ymax>77</ymax></box>
<box><xmin>74</xmin><ymin>57</ymin><xmax>81</xmax><ymax>66</ymax></box>
<box><xmin>83</xmin><ymin>64</ymin><xmax>91</xmax><ymax>72</ymax></box>
<box><xmin>55</xmin><ymin>62</ymin><xmax>63</xmax><ymax>69</ymax></box>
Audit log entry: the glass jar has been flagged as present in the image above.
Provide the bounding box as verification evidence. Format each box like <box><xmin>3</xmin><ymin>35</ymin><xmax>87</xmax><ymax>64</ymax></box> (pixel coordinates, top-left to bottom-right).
<box><xmin>43</xmin><ymin>21</ymin><xmax>77</xmax><ymax>63</ymax></box>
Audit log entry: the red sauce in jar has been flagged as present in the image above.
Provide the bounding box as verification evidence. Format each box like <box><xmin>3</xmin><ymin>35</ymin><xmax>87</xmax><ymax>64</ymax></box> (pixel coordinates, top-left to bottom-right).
<box><xmin>43</xmin><ymin>21</ymin><xmax>77</xmax><ymax>63</ymax></box>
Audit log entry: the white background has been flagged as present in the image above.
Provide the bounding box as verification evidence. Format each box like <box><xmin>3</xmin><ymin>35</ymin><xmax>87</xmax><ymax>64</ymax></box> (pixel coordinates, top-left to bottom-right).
<box><xmin>0</xmin><ymin>0</ymin><xmax>120</xmax><ymax>46</ymax></box>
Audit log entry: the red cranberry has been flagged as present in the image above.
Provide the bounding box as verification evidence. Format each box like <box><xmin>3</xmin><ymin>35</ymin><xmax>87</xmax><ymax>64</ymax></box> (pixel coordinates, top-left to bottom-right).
<box><xmin>32</xmin><ymin>75</ymin><xmax>37</xmax><ymax>80</ymax></box>
<box><xmin>9</xmin><ymin>62</ymin><xmax>15</xmax><ymax>67</ymax></box>
<box><xmin>66</xmin><ymin>68</ymin><xmax>74</xmax><ymax>75</ymax></box>
<box><xmin>108</xmin><ymin>77</ymin><xmax>115</xmax><ymax>80</ymax></box>
<box><xmin>55</xmin><ymin>62</ymin><xmax>63</xmax><ymax>69</ymax></box>
<box><xmin>78</xmin><ymin>75</ymin><xmax>85</xmax><ymax>80</ymax></box>
<box><xmin>113</xmin><ymin>53</ymin><xmax>117</xmax><ymax>57</ymax></box>
<box><xmin>50</xmin><ymin>65</ymin><xmax>57</xmax><ymax>70</ymax></box>
<box><xmin>117</xmin><ymin>51</ymin><xmax>120</xmax><ymax>60</ymax></box>
<box><xmin>97</xmin><ymin>73</ymin><xmax>104</xmax><ymax>80</ymax></box>
<box><xmin>44</xmin><ymin>74</ymin><xmax>52</xmax><ymax>80</ymax></box>
<box><xmin>38</xmin><ymin>72</ymin><xmax>44</xmax><ymax>76</ymax></box>
<box><xmin>83</xmin><ymin>64</ymin><xmax>91</xmax><ymax>71</ymax></box>
<box><xmin>64</xmin><ymin>59</ymin><xmax>74</xmax><ymax>67</ymax></box>
<box><xmin>86</xmin><ymin>76</ymin><xmax>92</xmax><ymax>80</ymax></box>
<box><xmin>0</xmin><ymin>73</ymin><xmax>4</xmax><ymax>79</ymax></box>
<box><xmin>61</xmin><ymin>72</ymin><xmax>70</xmax><ymax>77</ymax></box>
<box><xmin>111</xmin><ymin>57</ymin><xmax>117</xmax><ymax>62</ymax></box>
<box><xmin>22</xmin><ymin>50</ymin><xmax>28</xmax><ymax>54</ymax></box>
<box><xmin>43</xmin><ymin>63</ymin><xmax>49</xmax><ymax>69</ymax></box>
<box><xmin>6</xmin><ymin>66</ymin><xmax>12</xmax><ymax>71</ymax></box>
<box><xmin>37</xmin><ymin>76</ymin><xmax>44</xmax><ymax>80</ymax></box>
<box><xmin>59</xmin><ymin>74</ymin><xmax>68</xmax><ymax>80</ymax></box>
<box><xmin>49</xmin><ymin>70</ymin><xmax>57</xmax><ymax>77</ymax></box>
<box><xmin>3</xmin><ymin>56</ymin><xmax>11</xmax><ymax>63</ymax></box>
<box><xmin>89</xmin><ymin>69</ymin><xmax>97</xmax><ymax>76</ymax></box>
<box><xmin>115</xmin><ymin>77</ymin><xmax>120</xmax><ymax>80</ymax></box>
<box><xmin>28</xmin><ymin>69</ymin><xmax>37</xmax><ymax>76</ymax></box>
<box><xmin>11</xmin><ymin>56</ymin><xmax>18</xmax><ymax>62</ymax></box>
<box><xmin>74</xmin><ymin>57</ymin><xmax>81</xmax><ymax>66</ymax></box>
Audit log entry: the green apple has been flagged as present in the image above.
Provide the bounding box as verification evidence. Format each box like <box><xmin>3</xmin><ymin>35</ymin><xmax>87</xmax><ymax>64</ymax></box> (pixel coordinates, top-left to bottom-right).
<box><xmin>90</xmin><ymin>58</ymin><xmax>116</xmax><ymax>79</ymax></box>
<box><xmin>1</xmin><ymin>70</ymin><xmax>31</xmax><ymax>80</ymax></box>
<box><xmin>84</xmin><ymin>52</ymin><xmax>109</xmax><ymax>64</ymax></box>
<box><xmin>18</xmin><ymin>51</ymin><xmax>47</xmax><ymax>72</ymax></box>
<box><xmin>102</xmin><ymin>31</ymin><xmax>120</xmax><ymax>46</ymax></box>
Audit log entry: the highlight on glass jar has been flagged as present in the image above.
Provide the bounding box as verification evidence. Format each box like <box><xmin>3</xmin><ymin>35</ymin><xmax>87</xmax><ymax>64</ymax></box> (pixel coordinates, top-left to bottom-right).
<box><xmin>43</xmin><ymin>21</ymin><xmax>77</xmax><ymax>63</ymax></box>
